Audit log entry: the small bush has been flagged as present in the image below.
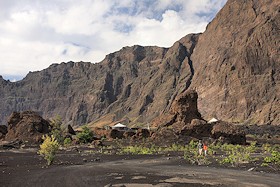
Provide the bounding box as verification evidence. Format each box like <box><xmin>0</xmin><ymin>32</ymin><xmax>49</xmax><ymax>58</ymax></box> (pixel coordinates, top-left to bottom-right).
<box><xmin>262</xmin><ymin>143</ymin><xmax>272</xmax><ymax>153</ymax></box>
<box><xmin>50</xmin><ymin>115</ymin><xmax>64</xmax><ymax>144</ymax></box>
<box><xmin>263</xmin><ymin>151</ymin><xmax>280</xmax><ymax>165</ymax></box>
<box><xmin>38</xmin><ymin>135</ymin><xmax>60</xmax><ymax>165</ymax></box>
<box><xmin>77</xmin><ymin>126</ymin><xmax>94</xmax><ymax>143</ymax></box>
<box><xmin>63</xmin><ymin>137</ymin><xmax>72</xmax><ymax>147</ymax></box>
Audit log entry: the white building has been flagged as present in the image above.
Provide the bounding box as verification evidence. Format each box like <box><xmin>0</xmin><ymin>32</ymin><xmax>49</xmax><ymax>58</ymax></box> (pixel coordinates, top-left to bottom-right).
<box><xmin>112</xmin><ymin>123</ymin><xmax>128</xmax><ymax>131</ymax></box>
<box><xmin>208</xmin><ymin>118</ymin><xmax>219</xmax><ymax>123</ymax></box>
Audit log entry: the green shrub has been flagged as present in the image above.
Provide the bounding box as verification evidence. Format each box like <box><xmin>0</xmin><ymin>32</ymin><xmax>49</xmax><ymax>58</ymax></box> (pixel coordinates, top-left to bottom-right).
<box><xmin>38</xmin><ymin>135</ymin><xmax>60</xmax><ymax>165</ymax></box>
<box><xmin>189</xmin><ymin>140</ymin><xmax>198</xmax><ymax>149</ymax></box>
<box><xmin>77</xmin><ymin>126</ymin><xmax>94</xmax><ymax>143</ymax></box>
<box><xmin>263</xmin><ymin>151</ymin><xmax>280</xmax><ymax>165</ymax></box>
<box><xmin>50</xmin><ymin>115</ymin><xmax>64</xmax><ymax>144</ymax></box>
<box><xmin>63</xmin><ymin>137</ymin><xmax>72</xmax><ymax>147</ymax></box>
<box><xmin>262</xmin><ymin>143</ymin><xmax>272</xmax><ymax>153</ymax></box>
<box><xmin>247</xmin><ymin>141</ymin><xmax>257</xmax><ymax>153</ymax></box>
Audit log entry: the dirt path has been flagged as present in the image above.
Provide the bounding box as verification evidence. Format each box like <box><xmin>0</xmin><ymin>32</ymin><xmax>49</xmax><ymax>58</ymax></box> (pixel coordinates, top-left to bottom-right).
<box><xmin>1</xmin><ymin>150</ymin><xmax>280</xmax><ymax>187</ymax></box>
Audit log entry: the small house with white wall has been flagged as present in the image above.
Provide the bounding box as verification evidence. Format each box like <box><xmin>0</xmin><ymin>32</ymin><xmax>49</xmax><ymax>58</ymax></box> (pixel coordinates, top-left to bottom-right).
<box><xmin>112</xmin><ymin>123</ymin><xmax>128</xmax><ymax>131</ymax></box>
<box><xmin>208</xmin><ymin>118</ymin><xmax>219</xmax><ymax>123</ymax></box>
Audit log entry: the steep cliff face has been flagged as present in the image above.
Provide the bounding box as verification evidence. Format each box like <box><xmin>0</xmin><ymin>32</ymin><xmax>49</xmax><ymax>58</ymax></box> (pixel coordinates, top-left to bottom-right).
<box><xmin>0</xmin><ymin>0</ymin><xmax>279</xmax><ymax>127</ymax></box>
<box><xmin>0</xmin><ymin>34</ymin><xmax>199</xmax><ymax>127</ymax></box>
<box><xmin>190</xmin><ymin>0</ymin><xmax>279</xmax><ymax>125</ymax></box>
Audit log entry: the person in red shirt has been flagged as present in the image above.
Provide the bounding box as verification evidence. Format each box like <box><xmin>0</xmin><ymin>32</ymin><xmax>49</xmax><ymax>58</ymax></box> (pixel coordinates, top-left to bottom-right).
<box><xmin>203</xmin><ymin>143</ymin><xmax>208</xmax><ymax>156</ymax></box>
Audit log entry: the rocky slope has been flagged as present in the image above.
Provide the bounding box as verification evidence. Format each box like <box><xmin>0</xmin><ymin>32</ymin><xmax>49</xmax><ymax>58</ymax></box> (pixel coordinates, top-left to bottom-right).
<box><xmin>190</xmin><ymin>0</ymin><xmax>279</xmax><ymax>125</ymax></box>
<box><xmin>0</xmin><ymin>34</ymin><xmax>199</xmax><ymax>127</ymax></box>
<box><xmin>0</xmin><ymin>0</ymin><xmax>279</xmax><ymax>126</ymax></box>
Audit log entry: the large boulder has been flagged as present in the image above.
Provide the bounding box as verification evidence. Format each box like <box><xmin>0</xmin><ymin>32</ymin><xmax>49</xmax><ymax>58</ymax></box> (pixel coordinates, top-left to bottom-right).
<box><xmin>4</xmin><ymin>111</ymin><xmax>51</xmax><ymax>143</ymax></box>
<box><xmin>211</xmin><ymin>121</ymin><xmax>246</xmax><ymax>145</ymax></box>
<box><xmin>180</xmin><ymin>119</ymin><xmax>212</xmax><ymax>139</ymax></box>
<box><xmin>151</xmin><ymin>127</ymin><xmax>180</xmax><ymax>145</ymax></box>
<box><xmin>108</xmin><ymin>129</ymin><xmax>124</xmax><ymax>139</ymax></box>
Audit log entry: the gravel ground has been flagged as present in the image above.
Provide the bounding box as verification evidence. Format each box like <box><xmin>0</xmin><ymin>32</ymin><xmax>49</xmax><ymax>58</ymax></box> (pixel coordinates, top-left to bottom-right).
<box><xmin>1</xmin><ymin>148</ymin><xmax>280</xmax><ymax>187</ymax></box>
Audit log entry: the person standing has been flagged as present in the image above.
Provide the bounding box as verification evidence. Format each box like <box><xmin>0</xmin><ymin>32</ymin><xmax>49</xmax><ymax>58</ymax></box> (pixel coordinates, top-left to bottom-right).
<box><xmin>197</xmin><ymin>140</ymin><xmax>203</xmax><ymax>156</ymax></box>
<box><xmin>203</xmin><ymin>143</ymin><xmax>208</xmax><ymax>156</ymax></box>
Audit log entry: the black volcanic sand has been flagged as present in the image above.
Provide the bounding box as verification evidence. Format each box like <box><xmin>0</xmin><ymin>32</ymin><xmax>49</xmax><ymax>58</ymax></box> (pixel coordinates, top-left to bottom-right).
<box><xmin>1</xmin><ymin>148</ymin><xmax>280</xmax><ymax>187</ymax></box>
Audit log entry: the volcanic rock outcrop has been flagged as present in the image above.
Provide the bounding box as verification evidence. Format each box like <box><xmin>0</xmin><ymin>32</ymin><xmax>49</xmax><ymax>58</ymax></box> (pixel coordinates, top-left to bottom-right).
<box><xmin>4</xmin><ymin>111</ymin><xmax>51</xmax><ymax>143</ymax></box>
<box><xmin>211</xmin><ymin>121</ymin><xmax>246</xmax><ymax>145</ymax></box>
<box><xmin>180</xmin><ymin>119</ymin><xmax>213</xmax><ymax>139</ymax></box>
<box><xmin>152</xmin><ymin>90</ymin><xmax>203</xmax><ymax>131</ymax></box>
<box><xmin>152</xmin><ymin>90</ymin><xmax>246</xmax><ymax>144</ymax></box>
<box><xmin>0</xmin><ymin>0</ymin><xmax>278</xmax><ymax>127</ymax></box>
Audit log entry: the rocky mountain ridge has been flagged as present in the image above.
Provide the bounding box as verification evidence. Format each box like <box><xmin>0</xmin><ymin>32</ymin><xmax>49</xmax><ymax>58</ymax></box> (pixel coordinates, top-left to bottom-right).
<box><xmin>0</xmin><ymin>0</ymin><xmax>279</xmax><ymax>126</ymax></box>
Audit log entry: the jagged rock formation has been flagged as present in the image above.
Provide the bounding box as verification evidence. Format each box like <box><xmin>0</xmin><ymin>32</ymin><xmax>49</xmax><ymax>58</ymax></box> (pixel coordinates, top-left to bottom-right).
<box><xmin>4</xmin><ymin>111</ymin><xmax>51</xmax><ymax>143</ymax></box>
<box><xmin>152</xmin><ymin>90</ymin><xmax>203</xmax><ymax>131</ymax></box>
<box><xmin>0</xmin><ymin>0</ymin><xmax>279</xmax><ymax>127</ymax></box>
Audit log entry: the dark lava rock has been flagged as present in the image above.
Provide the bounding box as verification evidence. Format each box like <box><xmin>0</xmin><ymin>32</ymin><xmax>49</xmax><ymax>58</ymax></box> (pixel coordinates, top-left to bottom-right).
<box><xmin>4</xmin><ymin>111</ymin><xmax>51</xmax><ymax>143</ymax></box>
<box><xmin>211</xmin><ymin>121</ymin><xmax>246</xmax><ymax>145</ymax></box>
<box><xmin>0</xmin><ymin>125</ymin><xmax>8</xmax><ymax>139</ymax></box>
<box><xmin>109</xmin><ymin>129</ymin><xmax>124</xmax><ymax>139</ymax></box>
<box><xmin>151</xmin><ymin>127</ymin><xmax>179</xmax><ymax>145</ymax></box>
<box><xmin>0</xmin><ymin>140</ymin><xmax>22</xmax><ymax>149</ymax></box>
<box><xmin>67</xmin><ymin>125</ymin><xmax>76</xmax><ymax>135</ymax></box>
<box><xmin>180</xmin><ymin>119</ymin><xmax>212</xmax><ymax>139</ymax></box>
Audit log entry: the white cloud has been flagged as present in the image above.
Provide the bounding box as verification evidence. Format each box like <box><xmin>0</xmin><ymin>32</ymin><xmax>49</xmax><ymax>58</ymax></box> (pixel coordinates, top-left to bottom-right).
<box><xmin>0</xmin><ymin>0</ymin><xmax>227</xmax><ymax>81</ymax></box>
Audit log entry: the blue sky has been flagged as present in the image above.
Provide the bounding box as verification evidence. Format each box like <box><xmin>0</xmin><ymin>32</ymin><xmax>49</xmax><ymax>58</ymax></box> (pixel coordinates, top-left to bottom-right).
<box><xmin>0</xmin><ymin>0</ymin><xmax>227</xmax><ymax>81</ymax></box>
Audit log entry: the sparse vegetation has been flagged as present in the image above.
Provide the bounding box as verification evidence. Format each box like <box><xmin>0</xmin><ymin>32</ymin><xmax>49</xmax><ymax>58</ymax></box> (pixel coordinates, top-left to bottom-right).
<box><xmin>115</xmin><ymin>140</ymin><xmax>280</xmax><ymax>169</ymax></box>
<box><xmin>38</xmin><ymin>135</ymin><xmax>60</xmax><ymax>165</ymax></box>
<box><xmin>119</xmin><ymin>145</ymin><xmax>158</xmax><ymax>155</ymax></box>
<box><xmin>77</xmin><ymin>126</ymin><xmax>94</xmax><ymax>143</ymax></box>
<box><xmin>183</xmin><ymin>140</ymin><xmax>211</xmax><ymax>165</ymax></box>
<box><xmin>50</xmin><ymin>115</ymin><xmax>64</xmax><ymax>144</ymax></box>
<box><xmin>63</xmin><ymin>137</ymin><xmax>72</xmax><ymax>147</ymax></box>
<box><xmin>219</xmin><ymin>142</ymin><xmax>258</xmax><ymax>167</ymax></box>
<box><xmin>263</xmin><ymin>151</ymin><xmax>280</xmax><ymax>165</ymax></box>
